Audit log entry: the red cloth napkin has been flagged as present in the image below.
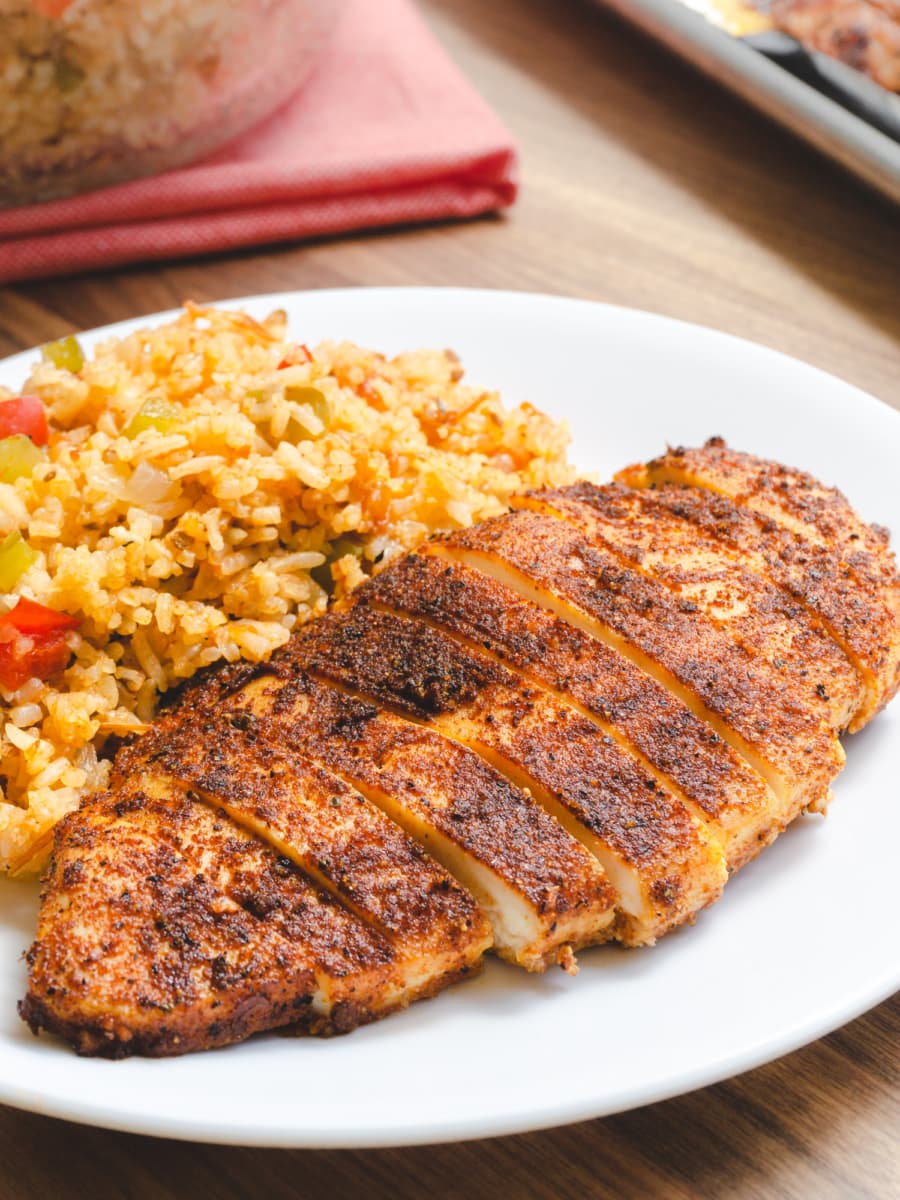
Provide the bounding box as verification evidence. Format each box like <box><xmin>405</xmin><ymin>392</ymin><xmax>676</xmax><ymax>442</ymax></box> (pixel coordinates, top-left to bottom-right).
<box><xmin>0</xmin><ymin>0</ymin><xmax>517</xmax><ymax>284</ymax></box>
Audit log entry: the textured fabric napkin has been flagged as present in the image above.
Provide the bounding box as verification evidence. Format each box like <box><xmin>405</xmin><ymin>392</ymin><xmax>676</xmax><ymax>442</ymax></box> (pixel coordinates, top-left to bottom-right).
<box><xmin>0</xmin><ymin>0</ymin><xmax>517</xmax><ymax>284</ymax></box>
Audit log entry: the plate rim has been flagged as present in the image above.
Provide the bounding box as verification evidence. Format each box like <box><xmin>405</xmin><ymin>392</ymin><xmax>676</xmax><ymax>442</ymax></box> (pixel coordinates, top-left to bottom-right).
<box><xmin>0</xmin><ymin>970</ymin><xmax>897</xmax><ymax>1148</ymax></box>
<box><xmin>3</xmin><ymin>285</ymin><xmax>896</xmax><ymax>421</ymax></box>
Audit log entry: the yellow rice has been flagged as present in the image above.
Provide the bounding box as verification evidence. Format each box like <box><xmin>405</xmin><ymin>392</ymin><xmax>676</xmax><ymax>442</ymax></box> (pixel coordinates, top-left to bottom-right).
<box><xmin>0</xmin><ymin>303</ymin><xmax>574</xmax><ymax>874</ymax></box>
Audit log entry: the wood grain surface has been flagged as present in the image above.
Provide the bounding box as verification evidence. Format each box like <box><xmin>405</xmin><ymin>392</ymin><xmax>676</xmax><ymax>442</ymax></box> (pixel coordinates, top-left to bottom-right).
<box><xmin>0</xmin><ymin>0</ymin><xmax>897</xmax><ymax>1195</ymax></box>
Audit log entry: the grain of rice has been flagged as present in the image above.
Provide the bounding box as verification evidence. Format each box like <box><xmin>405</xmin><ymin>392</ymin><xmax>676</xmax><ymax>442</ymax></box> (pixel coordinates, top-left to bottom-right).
<box><xmin>271</xmin><ymin>552</ymin><xmax>327</xmax><ymax>573</ymax></box>
<box><xmin>8</xmin><ymin>705</ymin><xmax>42</xmax><ymax>729</ymax></box>
<box><xmin>5</xmin><ymin>725</ymin><xmax>36</xmax><ymax>752</ymax></box>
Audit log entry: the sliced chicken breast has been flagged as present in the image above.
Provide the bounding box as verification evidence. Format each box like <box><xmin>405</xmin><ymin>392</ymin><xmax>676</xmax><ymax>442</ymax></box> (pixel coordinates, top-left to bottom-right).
<box><xmin>139</xmin><ymin>717</ymin><xmax>493</xmax><ymax>994</ymax></box>
<box><xmin>20</xmin><ymin>775</ymin><xmax>473</xmax><ymax>1056</ymax></box>
<box><xmin>439</xmin><ymin>510</ymin><xmax>845</xmax><ymax>818</ymax></box>
<box><xmin>617</xmin><ymin>440</ymin><xmax>895</xmax><ymax>573</ymax></box>
<box><xmin>149</xmin><ymin>783</ymin><xmax>415</xmax><ymax>1030</ymax></box>
<box><xmin>221</xmin><ymin>671</ymin><xmax>617</xmax><ymax>972</ymax></box>
<box><xmin>22</xmin><ymin>442</ymin><xmax>899</xmax><ymax>1061</ymax></box>
<box><xmin>361</xmin><ymin>551</ymin><xmax>783</xmax><ymax>871</ymax></box>
<box><xmin>21</xmin><ymin>786</ymin><xmax>320</xmax><ymax>1057</ymax></box>
<box><xmin>618</xmin><ymin>439</ymin><xmax>900</xmax><ymax>648</ymax></box>
<box><xmin>290</xmin><ymin>607</ymin><xmax>727</xmax><ymax>946</ymax></box>
<box><xmin>608</xmin><ymin>478</ymin><xmax>900</xmax><ymax>729</ymax></box>
<box><xmin>521</xmin><ymin>482</ymin><xmax>861</xmax><ymax>732</ymax></box>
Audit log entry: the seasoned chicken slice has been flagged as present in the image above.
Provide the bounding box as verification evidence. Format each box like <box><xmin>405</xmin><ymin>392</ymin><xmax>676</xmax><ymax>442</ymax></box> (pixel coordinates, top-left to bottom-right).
<box><xmin>290</xmin><ymin>607</ymin><xmax>727</xmax><ymax>946</ymax></box>
<box><xmin>619</xmin><ymin>439</ymin><xmax>900</xmax><ymax>604</ymax></box>
<box><xmin>216</xmin><ymin>670</ymin><xmax>618</xmax><ymax>972</ymax></box>
<box><xmin>139</xmin><ymin>718</ymin><xmax>492</xmax><ymax>991</ymax></box>
<box><xmin>21</xmin><ymin>773</ymin><xmax>441</xmax><ymax>1055</ymax></box>
<box><xmin>607</xmin><ymin>479</ymin><xmax>900</xmax><ymax>729</ymax></box>
<box><xmin>521</xmin><ymin>483</ymin><xmax>861</xmax><ymax>732</ymax></box>
<box><xmin>439</xmin><ymin>511</ymin><xmax>844</xmax><ymax>819</ymax></box>
<box><xmin>20</xmin><ymin>786</ymin><xmax>322</xmax><ymax>1057</ymax></box>
<box><xmin>142</xmin><ymin>782</ymin><xmax>416</xmax><ymax>1030</ymax></box>
<box><xmin>361</xmin><ymin>552</ymin><xmax>782</xmax><ymax>871</ymax></box>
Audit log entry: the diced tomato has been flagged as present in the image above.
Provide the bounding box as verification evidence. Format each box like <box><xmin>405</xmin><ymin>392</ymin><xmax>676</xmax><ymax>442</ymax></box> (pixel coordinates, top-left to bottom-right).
<box><xmin>0</xmin><ymin>396</ymin><xmax>49</xmax><ymax>446</ymax></box>
<box><xmin>0</xmin><ymin>598</ymin><xmax>78</xmax><ymax>636</ymax></box>
<box><xmin>277</xmin><ymin>344</ymin><xmax>313</xmax><ymax>369</ymax></box>
<box><xmin>0</xmin><ymin>634</ymin><xmax>69</xmax><ymax>692</ymax></box>
<box><xmin>0</xmin><ymin>598</ymin><xmax>79</xmax><ymax>691</ymax></box>
<box><xmin>31</xmin><ymin>0</ymin><xmax>75</xmax><ymax>17</ymax></box>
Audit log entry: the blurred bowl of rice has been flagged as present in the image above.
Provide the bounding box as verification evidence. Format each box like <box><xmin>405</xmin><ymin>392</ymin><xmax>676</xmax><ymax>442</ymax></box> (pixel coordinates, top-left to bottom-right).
<box><xmin>1</xmin><ymin>0</ymin><xmax>341</xmax><ymax>207</ymax></box>
<box><xmin>0</xmin><ymin>303</ymin><xmax>574</xmax><ymax>875</ymax></box>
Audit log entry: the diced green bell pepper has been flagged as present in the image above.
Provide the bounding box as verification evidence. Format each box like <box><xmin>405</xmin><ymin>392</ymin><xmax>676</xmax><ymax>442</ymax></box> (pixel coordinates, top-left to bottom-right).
<box><xmin>0</xmin><ymin>435</ymin><xmax>43</xmax><ymax>484</ymax></box>
<box><xmin>0</xmin><ymin>531</ymin><xmax>38</xmax><ymax>591</ymax></box>
<box><xmin>41</xmin><ymin>335</ymin><xmax>84</xmax><ymax>374</ymax></box>
<box><xmin>54</xmin><ymin>58</ymin><xmax>84</xmax><ymax>92</ymax></box>
<box><xmin>123</xmin><ymin>397</ymin><xmax>182</xmax><ymax>439</ymax></box>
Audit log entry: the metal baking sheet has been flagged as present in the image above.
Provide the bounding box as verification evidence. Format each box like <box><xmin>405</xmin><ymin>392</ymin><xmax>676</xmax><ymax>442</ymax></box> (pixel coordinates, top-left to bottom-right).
<box><xmin>593</xmin><ymin>0</ymin><xmax>900</xmax><ymax>204</ymax></box>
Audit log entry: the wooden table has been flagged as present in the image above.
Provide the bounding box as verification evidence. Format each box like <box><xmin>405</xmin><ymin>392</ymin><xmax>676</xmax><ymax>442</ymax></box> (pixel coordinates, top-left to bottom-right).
<box><xmin>0</xmin><ymin>0</ymin><xmax>897</xmax><ymax>1195</ymax></box>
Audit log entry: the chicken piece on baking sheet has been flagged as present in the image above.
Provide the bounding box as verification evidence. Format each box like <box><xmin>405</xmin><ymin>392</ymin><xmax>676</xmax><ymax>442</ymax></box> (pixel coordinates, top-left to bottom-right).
<box><xmin>616</xmin><ymin>444</ymin><xmax>900</xmax><ymax>727</ymax></box>
<box><xmin>289</xmin><ymin>608</ymin><xmax>728</xmax><ymax>947</ymax></box>
<box><xmin>218</xmin><ymin>669</ymin><xmax>619</xmax><ymax>972</ymax></box>
<box><xmin>359</xmin><ymin>551</ymin><xmax>782</xmax><ymax>872</ymax></box>
<box><xmin>769</xmin><ymin>0</ymin><xmax>900</xmax><ymax>93</ymax></box>
<box><xmin>519</xmin><ymin>482</ymin><xmax>861</xmax><ymax>732</ymax></box>
<box><xmin>438</xmin><ymin>510</ymin><xmax>845</xmax><ymax>818</ymax></box>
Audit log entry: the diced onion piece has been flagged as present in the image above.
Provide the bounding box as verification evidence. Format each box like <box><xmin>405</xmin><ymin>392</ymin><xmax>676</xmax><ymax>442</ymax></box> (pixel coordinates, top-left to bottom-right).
<box><xmin>286</xmin><ymin>385</ymin><xmax>331</xmax><ymax>429</ymax></box>
<box><xmin>121</xmin><ymin>461</ymin><xmax>175</xmax><ymax>504</ymax></box>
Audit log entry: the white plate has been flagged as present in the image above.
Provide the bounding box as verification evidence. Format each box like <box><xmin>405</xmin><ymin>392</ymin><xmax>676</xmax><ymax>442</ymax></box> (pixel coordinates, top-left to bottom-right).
<box><xmin>0</xmin><ymin>288</ymin><xmax>897</xmax><ymax>1148</ymax></box>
